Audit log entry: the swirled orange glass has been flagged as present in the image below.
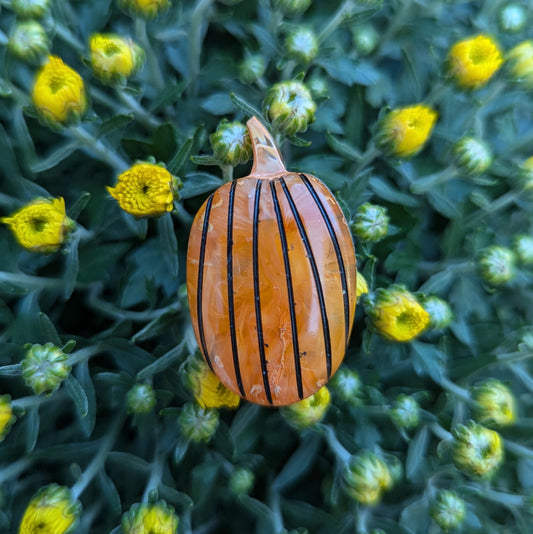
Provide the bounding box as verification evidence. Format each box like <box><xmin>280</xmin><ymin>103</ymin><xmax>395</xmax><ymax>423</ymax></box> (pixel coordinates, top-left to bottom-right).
<box><xmin>186</xmin><ymin>117</ymin><xmax>357</xmax><ymax>406</ymax></box>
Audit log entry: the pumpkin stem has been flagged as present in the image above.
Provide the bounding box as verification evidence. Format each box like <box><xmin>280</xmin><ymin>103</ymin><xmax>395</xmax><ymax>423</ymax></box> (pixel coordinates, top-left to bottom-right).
<box><xmin>247</xmin><ymin>116</ymin><xmax>287</xmax><ymax>178</ymax></box>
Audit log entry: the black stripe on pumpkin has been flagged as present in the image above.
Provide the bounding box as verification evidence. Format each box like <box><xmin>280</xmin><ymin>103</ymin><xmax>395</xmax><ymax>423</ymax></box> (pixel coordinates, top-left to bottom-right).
<box><xmin>197</xmin><ymin>193</ymin><xmax>214</xmax><ymax>371</ymax></box>
<box><xmin>298</xmin><ymin>174</ymin><xmax>351</xmax><ymax>347</ymax></box>
<box><xmin>227</xmin><ymin>180</ymin><xmax>246</xmax><ymax>398</ymax></box>
<box><xmin>280</xmin><ymin>177</ymin><xmax>333</xmax><ymax>379</ymax></box>
<box><xmin>270</xmin><ymin>180</ymin><xmax>304</xmax><ymax>401</ymax></box>
<box><xmin>252</xmin><ymin>179</ymin><xmax>273</xmax><ymax>405</ymax></box>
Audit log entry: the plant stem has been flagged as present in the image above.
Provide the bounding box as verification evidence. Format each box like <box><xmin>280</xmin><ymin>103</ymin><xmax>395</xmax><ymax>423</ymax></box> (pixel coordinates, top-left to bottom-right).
<box><xmin>318</xmin><ymin>0</ymin><xmax>355</xmax><ymax>44</ymax></box>
<box><xmin>410</xmin><ymin>166</ymin><xmax>457</xmax><ymax>194</ymax></box>
<box><xmin>430</xmin><ymin>422</ymin><xmax>453</xmax><ymax>441</ymax></box>
<box><xmin>465</xmin><ymin>189</ymin><xmax>522</xmax><ymax>227</ymax></box>
<box><xmin>142</xmin><ymin>449</ymin><xmax>165</xmax><ymax>502</ymax></box>
<box><xmin>68</xmin><ymin>125</ymin><xmax>129</xmax><ymax>172</ymax></box>
<box><xmin>116</xmin><ymin>89</ymin><xmax>162</xmax><ymax>130</ymax></box>
<box><xmin>0</xmin><ymin>457</ymin><xmax>34</xmax><ymax>484</ymax></box>
<box><xmin>321</xmin><ymin>424</ymin><xmax>351</xmax><ymax>463</ymax></box>
<box><xmin>71</xmin><ymin>410</ymin><xmax>126</xmax><ymax>499</ymax></box>
<box><xmin>438</xmin><ymin>377</ymin><xmax>471</xmax><ymax>403</ymax></box>
<box><xmin>135</xmin><ymin>18</ymin><xmax>165</xmax><ymax>91</ymax></box>
<box><xmin>352</xmin><ymin>144</ymin><xmax>380</xmax><ymax>176</ymax></box>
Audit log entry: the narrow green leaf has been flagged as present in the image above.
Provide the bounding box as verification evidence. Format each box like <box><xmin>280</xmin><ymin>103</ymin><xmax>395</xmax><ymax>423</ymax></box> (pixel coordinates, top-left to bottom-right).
<box><xmin>24</xmin><ymin>406</ymin><xmax>40</xmax><ymax>453</ymax></box>
<box><xmin>67</xmin><ymin>192</ymin><xmax>91</xmax><ymax>220</ymax></box>
<box><xmin>326</xmin><ymin>133</ymin><xmax>363</xmax><ymax>162</ymax></box>
<box><xmin>97</xmin><ymin>471</ymin><xmax>122</xmax><ymax>515</ymax></box>
<box><xmin>157</xmin><ymin>214</ymin><xmax>179</xmax><ymax>277</ymax></box>
<box><xmin>137</xmin><ymin>343</ymin><xmax>185</xmax><ymax>381</ymax></box>
<box><xmin>286</xmin><ymin>135</ymin><xmax>312</xmax><ymax>147</ymax></box>
<box><xmin>97</xmin><ymin>114</ymin><xmax>134</xmax><ymax>137</ymax></box>
<box><xmin>181</xmin><ymin>172</ymin><xmax>223</xmax><ymax>199</ymax></box>
<box><xmin>230</xmin><ymin>93</ymin><xmax>263</xmax><ymax>120</ymax></box>
<box><xmin>406</xmin><ymin>426</ymin><xmax>429</xmax><ymax>482</ymax></box>
<box><xmin>64</xmin><ymin>232</ymin><xmax>81</xmax><ymax>300</ymax></box>
<box><xmin>237</xmin><ymin>495</ymin><xmax>273</xmax><ymax>520</ymax></box>
<box><xmin>76</xmin><ymin>361</ymin><xmax>96</xmax><ymax>437</ymax></box>
<box><xmin>167</xmin><ymin>137</ymin><xmax>194</xmax><ymax>175</ymax></box>
<box><xmin>190</xmin><ymin>155</ymin><xmax>221</xmax><ymax>167</ymax></box>
<box><xmin>30</xmin><ymin>142</ymin><xmax>79</xmax><ymax>173</ymax></box>
<box><xmin>369</xmin><ymin>176</ymin><xmax>419</xmax><ymax>207</ymax></box>
<box><xmin>65</xmin><ymin>374</ymin><xmax>89</xmax><ymax>418</ymax></box>
<box><xmin>39</xmin><ymin>312</ymin><xmax>62</xmax><ymax>346</ymax></box>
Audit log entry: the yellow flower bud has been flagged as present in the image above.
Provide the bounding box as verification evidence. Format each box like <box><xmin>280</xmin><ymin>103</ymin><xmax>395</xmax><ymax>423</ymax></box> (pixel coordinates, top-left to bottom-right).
<box><xmin>118</xmin><ymin>0</ymin><xmax>171</xmax><ymax>19</ymax></box>
<box><xmin>281</xmin><ymin>386</ymin><xmax>330</xmax><ymax>429</ymax></box>
<box><xmin>452</xmin><ymin>421</ymin><xmax>503</xmax><ymax>477</ymax></box>
<box><xmin>0</xmin><ymin>395</ymin><xmax>15</xmax><ymax>442</ymax></box>
<box><xmin>107</xmin><ymin>163</ymin><xmax>180</xmax><ymax>218</ymax></box>
<box><xmin>18</xmin><ymin>484</ymin><xmax>81</xmax><ymax>534</ymax></box>
<box><xmin>365</xmin><ymin>285</ymin><xmax>430</xmax><ymax>342</ymax></box>
<box><xmin>356</xmin><ymin>271</ymin><xmax>369</xmax><ymax>301</ymax></box>
<box><xmin>32</xmin><ymin>55</ymin><xmax>87</xmax><ymax>126</ymax></box>
<box><xmin>472</xmin><ymin>379</ymin><xmax>516</xmax><ymax>426</ymax></box>
<box><xmin>447</xmin><ymin>35</ymin><xmax>503</xmax><ymax>90</ymax></box>
<box><xmin>183</xmin><ymin>355</ymin><xmax>240</xmax><ymax>409</ymax></box>
<box><xmin>507</xmin><ymin>40</ymin><xmax>533</xmax><ymax>88</ymax></box>
<box><xmin>1</xmin><ymin>197</ymin><xmax>74</xmax><ymax>253</ymax></box>
<box><xmin>377</xmin><ymin>104</ymin><xmax>438</xmax><ymax>158</ymax></box>
<box><xmin>122</xmin><ymin>501</ymin><xmax>179</xmax><ymax>534</ymax></box>
<box><xmin>343</xmin><ymin>451</ymin><xmax>393</xmax><ymax>505</ymax></box>
<box><xmin>89</xmin><ymin>33</ymin><xmax>144</xmax><ymax>85</ymax></box>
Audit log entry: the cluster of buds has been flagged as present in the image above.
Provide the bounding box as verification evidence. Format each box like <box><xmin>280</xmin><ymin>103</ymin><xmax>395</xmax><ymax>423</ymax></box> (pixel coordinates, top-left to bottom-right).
<box><xmin>281</xmin><ymin>386</ymin><xmax>330</xmax><ymax>430</ymax></box>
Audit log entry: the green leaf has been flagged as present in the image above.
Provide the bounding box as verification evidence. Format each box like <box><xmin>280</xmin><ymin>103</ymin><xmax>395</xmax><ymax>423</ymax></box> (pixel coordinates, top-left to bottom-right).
<box><xmin>286</xmin><ymin>135</ymin><xmax>312</xmax><ymax>147</ymax></box>
<box><xmin>107</xmin><ymin>451</ymin><xmax>151</xmax><ymax>472</ymax></box>
<box><xmin>167</xmin><ymin>137</ymin><xmax>194</xmax><ymax>175</ymax></box>
<box><xmin>97</xmin><ymin>114</ymin><xmax>134</xmax><ymax>138</ymax></box>
<box><xmin>64</xmin><ymin>231</ymin><xmax>81</xmax><ymax>300</ymax></box>
<box><xmin>190</xmin><ymin>155</ymin><xmax>221</xmax><ymax>166</ymax></box>
<box><xmin>326</xmin><ymin>133</ymin><xmax>363</xmax><ymax>162</ymax></box>
<box><xmin>67</xmin><ymin>192</ymin><xmax>91</xmax><ymax>220</ymax></box>
<box><xmin>202</xmin><ymin>92</ymin><xmax>235</xmax><ymax>115</ymax></box>
<box><xmin>237</xmin><ymin>495</ymin><xmax>273</xmax><ymax>521</ymax></box>
<box><xmin>65</xmin><ymin>374</ymin><xmax>89</xmax><ymax>418</ymax></box>
<box><xmin>76</xmin><ymin>361</ymin><xmax>97</xmax><ymax>437</ymax></box>
<box><xmin>137</xmin><ymin>343</ymin><xmax>185</xmax><ymax>381</ymax></box>
<box><xmin>39</xmin><ymin>312</ymin><xmax>62</xmax><ymax>346</ymax></box>
<box><xmin>369</xmin><ymin>176</ymin><xmax>419</xmax><ymax>207</ymax></box>
<box><xmin>97</xmin><ymin>470</ymin><xmax>122</xmax><ymax>515</ymax></box>
<box><xmin>273</xmin><ymin>432</ymin><xmax>321</xmax><ymax>491</ymax></box>
<box><xmin>406</xmin><ymin>426</ymin><xmax>429</xmax><ymax>482</ymax></box>
<box><xmin>411</xmin><ymin>341</ymin><xmax>445</xmax><ymax>383</ymax></box>
<box><xmin>230</xmin><ymin>93</ymin><xmax>263</xmax><ymax>120</ymax></box>
<box><xmin>157</xmin><ymin>214</ymin><xmax>179</xmax><ymax>277</ymax></box>
<box><xmin>24</xmin><ymin>406</ymin><xmax>40</xmax><ymax>453</ymax></box>
<box><xmin>181</xmin><ymin>172</ymin><xmax>223</xmax><ymax>199</ymax></box>
<box><xmin>30</xmin><ymin>142</ymin><xmax>79</xmax><ymax>173</ymax></box>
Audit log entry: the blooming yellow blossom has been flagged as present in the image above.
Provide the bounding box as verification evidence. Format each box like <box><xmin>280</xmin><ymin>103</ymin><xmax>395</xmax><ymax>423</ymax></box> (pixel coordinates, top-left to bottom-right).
<box><xmin>452</xmin><ymin>421</ymin><xmax>503</xmax><ymax>477</ymax></box>
<box><xmin>118</xmin><ymin>0</ymin><xmax>171</xmax><ymax>19</ymax></box>
<box><xmin>107</xmin><ymin>163</ymin><xmax>179</xmax><ymax>218</ymax></box>
<box><xmin>122</xmin><ymin>501</ymin><xmax>179</xmax><ymax>534</ymax></box>
<box><xmin>18</xmin><ymin>484</ymin><xmax>81</xmax><ymax>534</ymax></box>
<box><xmin>281</xmin><ymin>386</ymin><xmax>330</xmax><ymax>429</ymax></box>
<box><xmin>0</xmin><ymin>395</ymin><xmax>15</xmax><ymax>442</ymax></box>
<box><xmin>448</xmin><ymin>35</ymin><xmax>503</xmax><ymax>89</ymax></box>
<box><xmin>184</xmin><ymin>355</ymin><xmax>240</xmax><ymax>409</ymax></box>
<box><xmin>377</xmin><ymin>104</ymin><xmax>438</xmax><ymax>158</ymax></box>
<box><xmin>507</xmin><ymin>40</ymin><xmax>533</xmax><ymax>88</ymax></box>
<box><xmin>343</xmin><ymin>451</ymin><xmax>393</xmax><ymax>505</ymax></box>
<box><xmin>90</xmin><ymin>33</ymin><xmax>144</xmax><ymax>85</ymax></box>
<box><xmin>366</xmin><ymin>285</ymin><xmax>429</xmax><ymax>342</ymax></box>
<box><xmin>32</xmin><ymin>55</ymin><xmax>87</xmax><ymax>126</ymax></box>
<box><xmin>1</xmin><ymin>197</ymin><xmax>74</xmax><ymax>253</ymax></box>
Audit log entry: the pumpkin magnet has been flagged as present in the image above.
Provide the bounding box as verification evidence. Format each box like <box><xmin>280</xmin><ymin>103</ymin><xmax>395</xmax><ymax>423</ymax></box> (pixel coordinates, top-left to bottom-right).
<box><xmin>186</xmin><ymin>117</ymin><xmax>357</xmax><ymax>406</ymax></box>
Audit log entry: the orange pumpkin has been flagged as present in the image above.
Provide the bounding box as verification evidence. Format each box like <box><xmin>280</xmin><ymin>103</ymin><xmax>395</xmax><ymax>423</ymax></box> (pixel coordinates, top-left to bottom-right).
<box><xmin>186</xmin><ymin>117</ymin><xmax>357</xmax><ymax>406</ymax></box>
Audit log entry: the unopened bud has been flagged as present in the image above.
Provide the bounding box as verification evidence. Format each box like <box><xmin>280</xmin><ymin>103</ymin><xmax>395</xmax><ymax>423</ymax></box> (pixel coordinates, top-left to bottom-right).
<box><xmin>22</xmin><ymin>343</ymin><xmax>71</xmax><ymax>395</ymax></box>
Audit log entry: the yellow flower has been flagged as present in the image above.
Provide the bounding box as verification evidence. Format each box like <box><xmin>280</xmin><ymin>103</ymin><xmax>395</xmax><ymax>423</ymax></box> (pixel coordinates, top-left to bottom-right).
<box><xmin>452</xmin><ymin>421</ymin><xmax>503</xmax><ymax>477</ymax></box>
<box><xmin>18</xmin><ymin>484</ymin><xmax>81</xmax><ymax>534</ymax></box>
<box><xmin>184</xmin><ymin>355</ymin><xmax>240</xmax><ymax>409</ymax></box>
<box><xmin>356</xmin><ymin>271</ymin><xmax>369</xmax><ymax>300</ymax></box>
<box><xmin>281</xmin><ymin>386</ymin><xmax>330</xmax><ymax>429</ymax></box>
<box><xmin>90</xmin><ymin>33</ymin><xmax>144</xmax><ymax>85</ymax></box>
<box><xmin>1</xmin><ymin>197</ymin><xmax>74</xmax><ymax>253</ymax></box>
<box><xmin>472</xmin><ymin>379</ymin><xmax>516</xmax><ymax>426</ymax></box>
<box><xmin>122</xmin><ymin>501</ymin><xmax>179</xmax><ymax>534</ymax></box>
<box><xmin>366</xmin><ymin>284</ymin><xmax>430</xmax><ymax>342</ymax></box>
<box><xmin>118</xmin><ymin>0</ymin><xmax>171</xmax><ymax>19</ymax></box>
<box><xmin>343</xmin><ymin>451</ymin><xmax>393</xmax><ymax>505</ymax></box>
<box><xmin>107</xmin><ymin>163</ymin><xmax>179</xmax><ymax>218</ymax></box>
<box><xmin>507</xmin><ymin>40</ymin><xmax>533</xmax><ymax>88</ymax></box>
<box><xmin>447</xmin><ymin>35</ymin><xmax>503</xmax><ymax>89</ymax></box>
<box><xmin>0</xmin><ymin>395</ymin><xmax>15</xmax><ymax>442</ymax></box>
<box><xmin>377</xmin><ymin>104</ymin><xmax>438</xmax><ymax>158</ymax></box>
<box><xmin>32</xmin><ymin>55</ymin><xmax>87</xmax><ymax>126</ymax></box>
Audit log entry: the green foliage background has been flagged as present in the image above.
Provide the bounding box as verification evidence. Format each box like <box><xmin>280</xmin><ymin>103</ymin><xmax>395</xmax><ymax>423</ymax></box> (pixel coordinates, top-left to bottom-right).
<box><xmin>1</xmin><ymin>0</ymin><xmax>533</xmax><ymax>532</ymax></box>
